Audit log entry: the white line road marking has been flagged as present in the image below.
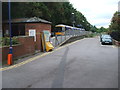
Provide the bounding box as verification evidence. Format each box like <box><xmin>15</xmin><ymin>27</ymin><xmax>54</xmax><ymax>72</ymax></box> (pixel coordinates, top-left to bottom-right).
<box><xmin>100</xmin><ymin>45</ymin><xmax>118</xmax><ymax>48</ymax></box>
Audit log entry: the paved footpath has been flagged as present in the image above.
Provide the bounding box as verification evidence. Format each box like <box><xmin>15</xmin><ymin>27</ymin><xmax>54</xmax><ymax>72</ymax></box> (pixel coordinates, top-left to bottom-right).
<box><xmin>2</xmin><ymin>36</ymin><xmax>118</xmax><ymax>88</ymax></box>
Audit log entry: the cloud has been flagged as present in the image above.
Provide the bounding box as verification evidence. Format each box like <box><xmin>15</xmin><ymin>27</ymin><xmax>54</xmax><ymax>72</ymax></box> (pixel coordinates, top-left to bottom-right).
<box><xmin>89</xmin><ymin>18</ymin><xmax>111</xmax><ymax>28</ymax></box>
<box><xmin>69</xmin><ymin>0</ymin><xmax>119</xmax><ymax>28</ymax></box>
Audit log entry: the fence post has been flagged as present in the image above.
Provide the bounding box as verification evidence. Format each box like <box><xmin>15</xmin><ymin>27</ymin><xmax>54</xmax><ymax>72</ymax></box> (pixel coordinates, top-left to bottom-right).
<box><xmin>65</xmin><ymin>30</ymin><xmax>66</xmax><ymax>40</ymax></box>
<box><xmin>55</xmin><ymin>35</ymin><xmax>57</xmax><ymax>47</ymax></box>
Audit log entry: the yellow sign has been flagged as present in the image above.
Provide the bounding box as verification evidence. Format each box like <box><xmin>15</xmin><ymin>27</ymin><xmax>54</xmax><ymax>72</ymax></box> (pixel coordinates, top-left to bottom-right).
<box><xmin>42</xmin><ymin>30</ymin><xmax>54</xmax><ymax>52</ymax></box>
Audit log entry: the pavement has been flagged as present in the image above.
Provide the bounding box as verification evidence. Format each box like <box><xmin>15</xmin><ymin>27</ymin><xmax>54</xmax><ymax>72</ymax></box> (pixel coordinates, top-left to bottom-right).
<box><xmin>2</xmin><ymin>36</ymin><xmax>118</xmax><ymax>88</ymax></box>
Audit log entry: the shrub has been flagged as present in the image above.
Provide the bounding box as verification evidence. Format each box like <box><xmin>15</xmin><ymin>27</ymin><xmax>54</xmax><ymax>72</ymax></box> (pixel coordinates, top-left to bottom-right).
<box><xmin>110</xmin><ymin>31</ymin><xmax>120</xmax><ymax>41</ymax></box>
<box><xmin>86</xmin><ymin>33</ymin><xmax>98</xmax><ymax>38</ymax></box>
<box><xmin>2</xmin><ymin>37</ymin><xmax>19</xmax><ymax>46</ymax></box>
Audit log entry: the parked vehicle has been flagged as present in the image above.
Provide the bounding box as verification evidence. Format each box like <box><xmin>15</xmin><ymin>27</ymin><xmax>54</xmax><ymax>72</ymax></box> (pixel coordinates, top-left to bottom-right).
<box><xmin>100</xmin><ymin>34</ymin><xmax>113</xmax><ymax>45</ymax></box>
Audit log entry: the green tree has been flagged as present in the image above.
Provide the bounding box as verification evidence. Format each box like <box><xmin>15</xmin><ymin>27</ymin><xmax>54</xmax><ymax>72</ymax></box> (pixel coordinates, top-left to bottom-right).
<box><xmin>2</xmin><ymin>2</ymin><xmax>92</xmax><ymax>31</ymax></box>
<box><xmin>109</xmin><ymin>11</ymin><xmax>120</xmax><ymax>32</ymax></box>
<box><xmin>109</xmin><ymin>11</ymin><xmax>120</xmax><ymax>41</ymax></box>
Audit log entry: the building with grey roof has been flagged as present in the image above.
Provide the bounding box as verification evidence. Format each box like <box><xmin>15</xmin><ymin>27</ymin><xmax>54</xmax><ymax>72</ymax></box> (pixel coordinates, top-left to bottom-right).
<box><xmin>2</xmin><ymin>17</ymin><xmax>52</xmax><ymax>50</ymax></box>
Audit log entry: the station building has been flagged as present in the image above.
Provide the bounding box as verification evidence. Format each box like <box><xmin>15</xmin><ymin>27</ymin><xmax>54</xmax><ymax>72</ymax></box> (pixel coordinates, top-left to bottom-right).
<box><xmin>2</xmin><ymin>17</ymin><xmax>52</xmax><ymax>51</ymax></box>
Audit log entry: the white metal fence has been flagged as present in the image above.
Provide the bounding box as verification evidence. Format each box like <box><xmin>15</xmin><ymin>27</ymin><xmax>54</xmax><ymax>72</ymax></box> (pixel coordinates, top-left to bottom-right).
<box><xmin>51</xmin><ymin>30</ymin><xmax>91</xmax><ymax>47</ymax></box>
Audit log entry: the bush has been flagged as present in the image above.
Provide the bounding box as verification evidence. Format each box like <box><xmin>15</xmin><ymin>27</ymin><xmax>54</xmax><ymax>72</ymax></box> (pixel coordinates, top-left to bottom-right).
<box><xmin>110</xmin><ymin>31</ymin><xmax>120</xmax><ymax>41</ymax></box>
<box><xmin>86</xmin><ymin>33</ymin><xmax>98</xmax><ymax>38</ymax></box>
<box><xmin>2</xmin><ymin>37</ymin><xmax>19</xmax><ymax>46</ymax></box>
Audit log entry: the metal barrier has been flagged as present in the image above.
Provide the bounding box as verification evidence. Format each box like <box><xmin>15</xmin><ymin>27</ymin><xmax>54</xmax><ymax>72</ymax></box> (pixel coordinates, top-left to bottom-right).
<box><xmin>51</xmin><ymin>30</ymin><xmax>90</xmax><ymax>47</ymax></box>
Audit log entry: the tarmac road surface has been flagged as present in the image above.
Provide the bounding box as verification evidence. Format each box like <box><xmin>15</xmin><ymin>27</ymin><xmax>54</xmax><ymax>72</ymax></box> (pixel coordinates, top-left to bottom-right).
<box><xmin>2</xmin><ymin>36</ymin><xmax>118</xmax><ymax>88</ymax></box>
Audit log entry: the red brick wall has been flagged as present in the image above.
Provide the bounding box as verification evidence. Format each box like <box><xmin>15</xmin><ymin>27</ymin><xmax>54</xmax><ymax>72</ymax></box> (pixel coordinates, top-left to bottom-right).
<box><xmin>1</xmin><ymin>36</ymin><xmax>35</xmax><ymax>62</ymax></box>
<box><xmin>25</xmin><ymin>23</ymin><xmax>51</xmax><ymax>50</ymax></box>
<box><xmin>17</xmin><ymin>36</ymin><xmax>35</xmax><ymax>55</ymax></box>
<box><xmin>1</xmin><ymin>45</ymin><xmax>23</xmax><ymax>62</ymax></box>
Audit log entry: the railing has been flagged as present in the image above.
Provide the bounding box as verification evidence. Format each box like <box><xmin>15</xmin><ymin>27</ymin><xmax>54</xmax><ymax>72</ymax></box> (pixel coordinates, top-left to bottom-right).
<box><xmin>51</xmin><ymin>30</ymin><xmax>91</xmax><ymax>47</ymax></box>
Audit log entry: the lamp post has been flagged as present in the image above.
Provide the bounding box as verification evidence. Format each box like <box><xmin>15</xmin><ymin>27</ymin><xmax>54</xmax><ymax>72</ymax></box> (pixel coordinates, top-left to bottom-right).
<box><xmin>7</xmin><ymin>0</ymin><xmax>13</xmax><ymax>65</ymax></box>
<box><xmin>72</xmin><ymin>13</ymin><xmax>75</xmax><ymax>27</ymax></box>
<box><xmin>72</xmin><ymin>13</ymin><xmax>75</xmax><ymax>36</ymax></box>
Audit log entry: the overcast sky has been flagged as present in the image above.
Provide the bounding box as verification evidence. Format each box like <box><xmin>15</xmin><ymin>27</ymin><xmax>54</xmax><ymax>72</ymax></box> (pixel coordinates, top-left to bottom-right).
<box><xmin>69</xmin><ymin>0</ymin><xmax>119</xmax><ymax>28</ymax></box>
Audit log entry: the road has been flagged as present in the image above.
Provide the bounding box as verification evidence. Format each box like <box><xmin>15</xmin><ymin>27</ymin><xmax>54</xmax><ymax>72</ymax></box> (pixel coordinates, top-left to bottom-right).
<box><xmin>2</xmin><ymin>36</ymin><xmax>118</xmax><ymax>88</ymax></box>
